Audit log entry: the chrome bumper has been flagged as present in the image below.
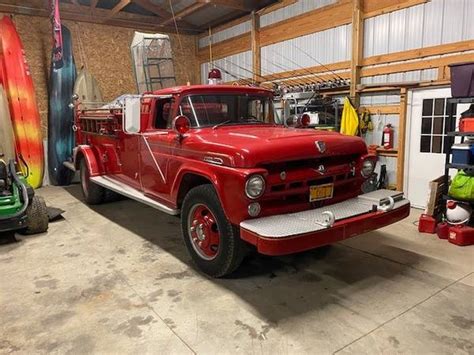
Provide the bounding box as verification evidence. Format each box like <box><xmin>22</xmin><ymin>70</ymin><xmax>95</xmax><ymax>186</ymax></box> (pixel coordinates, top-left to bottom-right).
<box><xmin>240</xmin><ymin>189</ymin><xmax>409</xmax><ymax>239</ymax></box>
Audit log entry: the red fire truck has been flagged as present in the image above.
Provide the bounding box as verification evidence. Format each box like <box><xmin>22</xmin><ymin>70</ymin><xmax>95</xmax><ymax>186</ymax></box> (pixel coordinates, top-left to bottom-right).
<box><xmin>68</xmin><ymin>85</ymin><xmax>410</xmax><ymax>277</ymax></box>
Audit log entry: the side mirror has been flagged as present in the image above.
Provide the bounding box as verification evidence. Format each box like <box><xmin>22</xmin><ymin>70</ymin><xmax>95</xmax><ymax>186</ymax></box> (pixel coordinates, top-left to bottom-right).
<box><xmin>123</xmin><ymin>96</ymin><xmax>141</xmax><ymax>134</ymax></box>
<box><xmin>172</xmin><ymin>115</ymin><xmax>190</xmax><ymax>135</ymax></box>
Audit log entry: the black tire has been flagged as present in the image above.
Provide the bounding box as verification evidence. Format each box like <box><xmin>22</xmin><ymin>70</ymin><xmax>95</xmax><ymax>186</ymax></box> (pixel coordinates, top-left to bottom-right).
<box><xmin>23</xmin><ymin>196</ymin><xmax>49</xmax><ymax>235</ymax></box>
<box><xmin>104</xmin><ymin>189</ymin><xmax>122</xmax><ymax>203</ymax></box>
<box><xmin>181</xmin><ymin>184</ymin><xmax>246</xmax><ymax>278</ymax></box>
<box><xmin>80</xmin><ymin>159</ymin><xmax>104</xmax><ymax>205</ymax></box>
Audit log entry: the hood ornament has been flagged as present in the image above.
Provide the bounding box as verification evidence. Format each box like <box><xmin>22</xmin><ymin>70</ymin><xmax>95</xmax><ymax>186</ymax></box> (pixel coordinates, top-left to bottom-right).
<box><xmin>316</xmin><ymin>165</ymin><xmax>326</xmax><ymax>175</ymax></box>
<box><xmin>315</xmin><ymin>141</ymin><xmax>326</xmax><ymax>153</ymax></box>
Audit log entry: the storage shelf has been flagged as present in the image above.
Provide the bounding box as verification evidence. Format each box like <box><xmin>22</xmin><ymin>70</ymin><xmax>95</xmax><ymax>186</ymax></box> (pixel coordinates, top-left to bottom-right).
<box><xmin>446</xmin><ymin>163</ymin><xmax>474</xmax><ymax>170</ymax></box>
<box><xmin>376</xmin><ymin>147</ymin><xmax>398</xmax><ymax>157</ymax></box>
<box><xmin>447</xmin><ymin>97</ymin><xmax>474</xmax><ymax>104</ymax></box>
<box><xmin>447</xmin><ymin>131</ymin><xmax>474</xmax><ymax>137</ymax></box>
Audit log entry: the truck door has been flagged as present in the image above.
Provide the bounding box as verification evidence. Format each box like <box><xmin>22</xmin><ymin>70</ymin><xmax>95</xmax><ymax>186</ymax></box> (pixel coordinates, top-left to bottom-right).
<box><xmin>115</xmin><ymin>130</ymin><xmax>142</xmax><ymax>189</ymax></box>
<box><xmin>140</xmin><ymin>97</ymin><xmax>176</xmax><ymax>202</ymax></box>
<box><xmin>114</xmin><ymin>97</ymin><xmax>150</xmax><ymax>190</ymax></box>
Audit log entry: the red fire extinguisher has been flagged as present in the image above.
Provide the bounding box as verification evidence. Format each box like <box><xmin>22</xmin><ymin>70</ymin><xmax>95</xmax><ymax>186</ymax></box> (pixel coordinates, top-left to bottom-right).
<box><xmin>382</xmin><ymin>123</ymin><xmax>394</xmax><ymax>149</ymax></box>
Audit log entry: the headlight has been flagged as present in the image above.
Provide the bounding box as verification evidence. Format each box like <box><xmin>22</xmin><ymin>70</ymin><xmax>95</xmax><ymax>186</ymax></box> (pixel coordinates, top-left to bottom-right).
<box><xmin>245</xmin><ymin>175</ymin><xmax>265</xmax><ymax>199</ymax></box>
<box><xmin>361</xmin><ymin>159</ymin><xmax>375</xmax><ymax>178</ymax></box>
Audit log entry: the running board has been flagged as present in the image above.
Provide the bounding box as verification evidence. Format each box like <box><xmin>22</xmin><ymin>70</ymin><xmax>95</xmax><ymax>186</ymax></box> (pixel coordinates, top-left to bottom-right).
<box><xmin>90</xmin><ymin>176</ymin><xmax>180</xmax><ymax>215</ymax></box>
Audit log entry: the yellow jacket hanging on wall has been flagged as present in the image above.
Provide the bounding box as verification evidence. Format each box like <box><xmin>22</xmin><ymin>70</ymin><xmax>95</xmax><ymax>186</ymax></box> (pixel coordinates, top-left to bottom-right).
<box><xmin>340</xmin><ymin>97</ymin><xmax>359</xmax><ymax>136</ymax></box>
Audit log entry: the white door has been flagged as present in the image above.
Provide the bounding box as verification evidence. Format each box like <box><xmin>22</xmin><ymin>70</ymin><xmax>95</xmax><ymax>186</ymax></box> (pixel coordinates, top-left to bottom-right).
<box><xmin>405</xmin><ymin>88</ymin><xmax>469</xmax><ymax>208</ymax></box>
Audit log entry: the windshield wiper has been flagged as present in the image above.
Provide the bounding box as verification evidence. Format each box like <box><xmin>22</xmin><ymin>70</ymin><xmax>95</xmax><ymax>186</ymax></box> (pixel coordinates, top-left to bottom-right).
<box><xmin>212</xmin><ymin>120</ymin><xmax>232</xmax><ymax>129</ymax></box>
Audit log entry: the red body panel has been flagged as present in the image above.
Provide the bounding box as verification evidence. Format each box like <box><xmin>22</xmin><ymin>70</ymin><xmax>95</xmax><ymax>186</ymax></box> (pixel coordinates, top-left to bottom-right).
<box><xmin>73</xmin><ymin>85</ymin><xmax>407</xmax><ymax>253</ymax></box>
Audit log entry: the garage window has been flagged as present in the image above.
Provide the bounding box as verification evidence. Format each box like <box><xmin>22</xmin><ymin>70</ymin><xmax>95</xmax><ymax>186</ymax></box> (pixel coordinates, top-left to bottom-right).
<box><xmin>420</xmin><ymin>98</ymin><xmax>456</xmax><ymax>154</ymax></box>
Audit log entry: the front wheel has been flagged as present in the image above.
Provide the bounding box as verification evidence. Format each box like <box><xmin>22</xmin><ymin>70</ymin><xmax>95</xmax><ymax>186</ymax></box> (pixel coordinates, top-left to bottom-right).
<box><xmin>80</xmin><ymin>159</ymin><xmax>104</xmax><ymax>205</ymax></box>
<box><xmin>22</xmin><ymin>196</ymin><xmax>49</xmax><ymax>235</ymax></box>
<box><xmin>181</xmin><ymin>184</ymin><xmax>246</xmax><ymax>277</ymax></box>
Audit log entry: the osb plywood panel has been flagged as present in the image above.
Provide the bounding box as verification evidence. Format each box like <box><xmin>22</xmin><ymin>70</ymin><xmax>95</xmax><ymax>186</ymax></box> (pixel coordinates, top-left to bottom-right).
<box><xmin>0</xmin><ymin>13</ymin><xmax>198</xmax><ymax>138</ymax></box>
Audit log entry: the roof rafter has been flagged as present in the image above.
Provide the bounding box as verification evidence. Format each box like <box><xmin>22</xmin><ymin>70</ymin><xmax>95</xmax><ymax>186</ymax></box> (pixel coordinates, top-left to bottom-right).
<box><xmin>107</xmin><ymin>0</ymin><xmax>131</xmax><ymax>18</ymax></box>
<box><xmin>132</xmin><ymin>0</ymin><xmax>201</xmax><ymax>31</ymax></box>
<box><xmin>0</xmin><ymin>1</ymin><xmax>201</xmax><ymax>34</ymax></box>
<box><xmin>197</xmin><ymin>0</ymin><xmax>252</xmax><ymax>12</ymax></box>
<box><xmin>161</xmin><ymin>2</ymin><xmax>207</xmax><ymax>26</ymax></box>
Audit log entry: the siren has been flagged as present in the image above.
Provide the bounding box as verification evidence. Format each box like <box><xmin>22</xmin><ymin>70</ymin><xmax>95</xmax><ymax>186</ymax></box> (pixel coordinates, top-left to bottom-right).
<box><xmin>208</xmin><ymin>68</ymin><xmax>222</xmax><ymax>85</ymax></box>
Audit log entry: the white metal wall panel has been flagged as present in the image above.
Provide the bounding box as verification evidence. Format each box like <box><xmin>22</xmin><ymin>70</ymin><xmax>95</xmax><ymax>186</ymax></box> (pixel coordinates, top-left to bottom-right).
<box><xmin>200</xmin><ymin>51</ymin><xmax>252</xmax><ymax>84</ymax></box>
<box><xmin>260</xmin><ymin>0</ymin><xmax>337</xmax><ymax>27</ymax></box>
<box><xmin>405</xmin><ymin>5</ymin><xmax>424</xmax><ymax>50</ymax></box>
<box><xmin>463</xmin><ymin>0</ymin><xmax>474</xmax><ymax>40</ymax></box>
<box><xmin>364</xmin><ymin>0</ymin><xmax>474</xmax><ymax>57</ymax></box>
<box><xmin>199</xmin><ymin>20</ymin><xmax>251</xmax><ymax>48</ymax></box>
<box><xmin>361</xmin><ymin>69</ymin><xmax>438</xmax><ymax>86</ymax></box>
<box><xmin>260</xmin><ymin>24</ymin><xmax>351</xmax><ymax>75</ymax></box>
<box><xmin>360</xmin><ymin>92</ymin><xmax>401</xmax><ymax>106</ymax></box>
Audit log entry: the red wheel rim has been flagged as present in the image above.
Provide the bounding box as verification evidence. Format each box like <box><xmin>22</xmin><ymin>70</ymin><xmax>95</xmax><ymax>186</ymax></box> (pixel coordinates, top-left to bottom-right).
<box><xmin>187</xmin><ymin>204</ymin><xmax>220</xmax><ymax>260</ymax></box>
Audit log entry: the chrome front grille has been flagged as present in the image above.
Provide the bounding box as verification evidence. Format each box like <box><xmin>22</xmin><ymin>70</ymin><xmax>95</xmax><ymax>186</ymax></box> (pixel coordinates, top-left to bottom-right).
<box><xmin>261</xmin><ymin>155</ymin><xmax>363</xmax><ymax>208</ymax></box>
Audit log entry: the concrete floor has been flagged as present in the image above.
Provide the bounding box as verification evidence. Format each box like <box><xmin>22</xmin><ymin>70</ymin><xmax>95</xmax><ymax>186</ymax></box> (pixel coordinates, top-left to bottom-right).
<box><xmin>0</xmin><ymin>185</ymin><xmax>473</xmax><ymax>354</ymax></box>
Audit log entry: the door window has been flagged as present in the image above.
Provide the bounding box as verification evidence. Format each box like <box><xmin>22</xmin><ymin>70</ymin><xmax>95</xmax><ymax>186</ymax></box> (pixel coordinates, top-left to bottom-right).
<box><xmin>420</xmin><ymin>98</ymin><xmax>456</xmax><ymax>154</ymax></box>
<box><xmin>153</xmin><ymin>98</ymin><xmax>173</xmax><ymax>129</ymax></box>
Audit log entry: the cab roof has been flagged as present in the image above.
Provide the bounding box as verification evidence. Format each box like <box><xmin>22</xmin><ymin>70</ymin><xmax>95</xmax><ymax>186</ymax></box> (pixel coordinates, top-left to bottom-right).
<box><xmin>148</xmin><ymin>84</ymin><xmax>273</xmax><ymax>97</ymax></box>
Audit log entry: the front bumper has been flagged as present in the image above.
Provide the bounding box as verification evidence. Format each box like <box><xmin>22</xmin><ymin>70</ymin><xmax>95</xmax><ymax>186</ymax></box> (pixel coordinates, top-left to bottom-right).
<box><xmin>240</xmin><ymin>189</ymin><xmax>410</xmax><ymax>256</ymax></box>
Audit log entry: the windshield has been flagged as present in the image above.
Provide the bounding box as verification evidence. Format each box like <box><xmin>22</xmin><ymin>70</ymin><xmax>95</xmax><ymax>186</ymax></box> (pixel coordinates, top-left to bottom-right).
<box><xmin>177</xmin><ymin>94</ymin><xmax>275</xmax><ymax>128</ymax></box>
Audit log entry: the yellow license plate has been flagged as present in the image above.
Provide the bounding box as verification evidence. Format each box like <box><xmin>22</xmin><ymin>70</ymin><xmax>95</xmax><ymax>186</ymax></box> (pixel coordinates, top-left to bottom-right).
<box><xmin>309</xmin><ymin>183</ymin><xmax>334</xmax><ymax>202</ymax></box>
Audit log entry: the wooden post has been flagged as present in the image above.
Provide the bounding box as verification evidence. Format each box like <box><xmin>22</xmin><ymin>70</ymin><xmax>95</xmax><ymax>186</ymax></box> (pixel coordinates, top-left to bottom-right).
<box><xmin>397</xmin><ymin>87</ymin><xmax>408</xmax><ymax>191</ymax></box>
<box><xmin>251</xmin><ymin>11</ymin><xmax>261</xmax><ymax>84</ymax></box>
<box><xmin>350</xmin><ymin>0</ymin><xmax>363</xmax><ymax>106</ymax></box>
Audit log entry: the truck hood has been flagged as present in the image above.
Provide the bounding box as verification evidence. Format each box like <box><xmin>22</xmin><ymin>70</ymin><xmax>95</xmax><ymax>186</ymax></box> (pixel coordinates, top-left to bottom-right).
<box><xmin>176</xmin><ymin>125</ymin><xmax>368</xmax><ymax>168</ymax></box>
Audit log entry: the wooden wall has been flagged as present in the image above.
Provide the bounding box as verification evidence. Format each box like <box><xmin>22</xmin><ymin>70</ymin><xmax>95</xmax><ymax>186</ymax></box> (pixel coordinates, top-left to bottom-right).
<box><xmin>0</xmin><ymin>13</ymin><xmax>199</xmax><ymax>138</ymax></box>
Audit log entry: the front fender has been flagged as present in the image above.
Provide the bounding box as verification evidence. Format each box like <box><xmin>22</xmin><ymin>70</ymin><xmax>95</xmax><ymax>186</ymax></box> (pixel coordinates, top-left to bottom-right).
<box><xmin>73</xmin><ymin>145</ymin><xmax>104</xmax><ymax>176</ymax></box>
<box><xmin>172</xmin><ymin>162</ymin><xmax>266</xmax><ymax>225</ymax></box>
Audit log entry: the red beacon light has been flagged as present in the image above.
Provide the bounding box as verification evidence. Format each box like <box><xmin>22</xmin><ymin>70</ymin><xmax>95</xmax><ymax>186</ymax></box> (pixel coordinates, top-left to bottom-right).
<box><xmin>208</xmin><ymin>68</ymin><xmax>222</xmax><ymax>85</ymax></box>
<box><xmin>300</xmin><ymin>113</ymin><xmax>311</xmax><ymax>127</ymax></box>
<box><xmin>173</xmin><ymin>115</ymin><xmax>190</xmax><ymax>135</ymax></box>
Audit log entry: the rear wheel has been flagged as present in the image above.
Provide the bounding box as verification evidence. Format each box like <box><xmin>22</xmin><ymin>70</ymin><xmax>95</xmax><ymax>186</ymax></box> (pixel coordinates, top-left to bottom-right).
<box><xmin>181</xmin><ymin>184</ymin><xmax>246</xmax><ymax>277</ymax></box>
<box><xmin>22</xmin><ymin>196</ymin><xmax>48</xmax><ymax>235</ymax></box>
<box><xmin>80</xmin><ymin>159</ymin><xmax>104</xmax><ymax>205</ymax></box>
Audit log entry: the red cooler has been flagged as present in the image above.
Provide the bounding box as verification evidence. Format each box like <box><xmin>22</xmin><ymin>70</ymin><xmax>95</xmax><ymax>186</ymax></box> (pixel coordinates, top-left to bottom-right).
<box><xmin>459</xmin><ymin>104</ymin><xmax>474</xmax><ymax>132</ymax></box>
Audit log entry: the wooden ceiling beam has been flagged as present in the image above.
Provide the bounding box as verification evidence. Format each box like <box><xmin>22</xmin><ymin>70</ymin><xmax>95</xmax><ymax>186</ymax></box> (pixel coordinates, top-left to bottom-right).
<box><xmin>197</xmin><ymin>0</ymin><xmax>252</xmax><ymax>12</ymax></box>
<box><xmin>132</xmin><ymin>0</ymin><xmax>202</xmax><ymax>31</ymax></box>
<box><xmin>161</xmin><ymin>2</ymin><xmax>207</xmax><ymax>26</ymax></box>
<box><xmin>0</xmin><ymin>2</ymin><xmax>200</xmax><ymax>34</ymax></box>
<box><xmin>108</xmin><ymin>0</ymin><xmax>131</xmax><ymax>18</ymax></box>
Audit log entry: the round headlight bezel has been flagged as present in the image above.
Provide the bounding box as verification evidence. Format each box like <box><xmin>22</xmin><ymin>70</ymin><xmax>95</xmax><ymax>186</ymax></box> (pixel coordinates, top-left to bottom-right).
<box><xmin>245</xmin><ymin>175</ymin><xmax>266</xmax><ymax>199</ymax></box>
<box><xmin>361</xmin><ymin>159</ymin><xmax>375</xmax><ymax>178</ymax></box>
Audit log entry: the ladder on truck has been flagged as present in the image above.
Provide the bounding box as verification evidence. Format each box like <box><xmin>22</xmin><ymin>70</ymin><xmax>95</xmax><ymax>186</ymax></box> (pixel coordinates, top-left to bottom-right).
<box><xmin>131</xmin><ymin>32</ymin><xmax>177</xmax><ymax>93</ymax></box>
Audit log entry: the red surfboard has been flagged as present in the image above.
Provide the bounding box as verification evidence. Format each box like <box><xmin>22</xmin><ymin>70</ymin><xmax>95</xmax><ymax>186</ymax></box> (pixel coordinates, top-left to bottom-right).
<box><xmin>0</xmin><ymin>16</ymin><xmax>44</xmax><ymax>188</ymax></box>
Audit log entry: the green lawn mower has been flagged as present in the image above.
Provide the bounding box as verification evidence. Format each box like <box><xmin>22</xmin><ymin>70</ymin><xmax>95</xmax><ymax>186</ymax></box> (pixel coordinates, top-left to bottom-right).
<box><xmin>0</xmin><ymin>159</ymin><xmax>48</xmax><ymax>236</ymax></box>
